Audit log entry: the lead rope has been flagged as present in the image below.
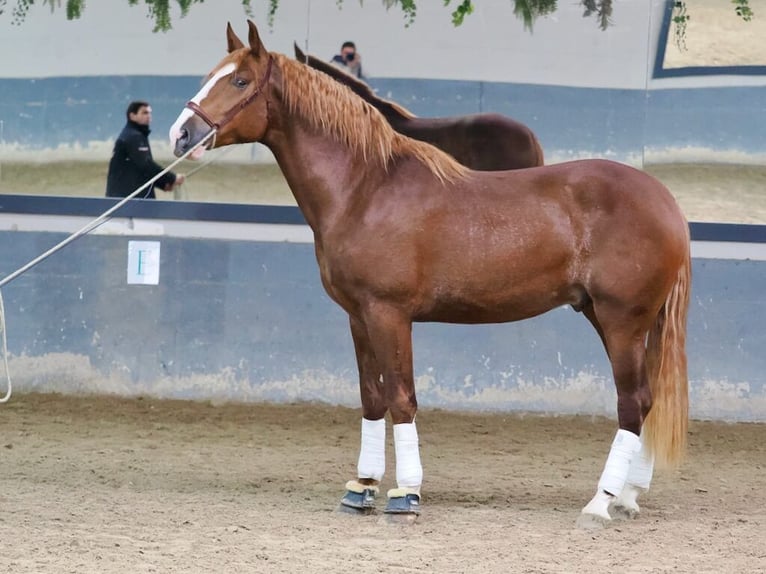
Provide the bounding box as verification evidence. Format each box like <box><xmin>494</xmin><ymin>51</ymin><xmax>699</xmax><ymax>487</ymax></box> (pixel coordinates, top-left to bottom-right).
<box><xmin>0</xmin><ymin>292</ymin><xmax>9</xmax><ymax>403</ymax></box>
<box><xmin>0</xmin><ymin>129</ymin><xmax>217</xmax><ymax>403</ymax></box>
<box><xmin>173</xmin><ymin>145</ymin><xmax>232</xmax><ymax>200</ymax></box>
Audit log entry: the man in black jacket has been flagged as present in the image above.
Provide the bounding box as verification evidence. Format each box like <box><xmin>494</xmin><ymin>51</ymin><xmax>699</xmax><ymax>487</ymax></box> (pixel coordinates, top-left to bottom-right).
<box><xmin>106</xmin><ymin>101</ymin><xmax>185</xmax><ymax>199</ymax></box>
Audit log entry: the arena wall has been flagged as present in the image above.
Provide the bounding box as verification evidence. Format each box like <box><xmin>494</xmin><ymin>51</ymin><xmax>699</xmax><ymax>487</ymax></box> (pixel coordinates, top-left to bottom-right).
<box><xmin>1</xmin><ymin>2</ymin><xmax>764</xmax><ymax>420</ymax></box>
<box><xmin>0</xmin><ymin>0</ymin><xmax>764</xmax><ymax>164</ymax></box>
<box><xmin>0</xmin><ymin>197</ymin><xmax>763</xmax><ymax>422</ymax></box>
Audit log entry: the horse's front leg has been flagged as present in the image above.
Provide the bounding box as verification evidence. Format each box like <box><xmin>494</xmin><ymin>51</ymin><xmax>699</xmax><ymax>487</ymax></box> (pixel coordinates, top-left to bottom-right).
<box><xmin>362</xmin><ymin>304</ymin><xmax>422</xmax><ymax>521</ymax></box>
<box><xmin>339</xmin><ymin>315</ymin><xmax>388</xmax><ymax>514</ymax></box>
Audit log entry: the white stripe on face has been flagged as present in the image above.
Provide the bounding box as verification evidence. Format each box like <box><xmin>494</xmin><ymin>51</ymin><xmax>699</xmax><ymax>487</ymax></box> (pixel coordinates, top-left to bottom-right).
<box><xmin>169</xmin><ymin>62</ymin><xmax>237</xmax><ymax>146</ymax></box>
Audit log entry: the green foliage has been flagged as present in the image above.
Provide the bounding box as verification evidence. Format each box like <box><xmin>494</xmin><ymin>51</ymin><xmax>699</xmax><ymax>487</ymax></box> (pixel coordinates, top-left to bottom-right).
<box><xmin>135</xmin><ymin>0</ymin><xmax>253</xmax><ymax>33</ymax></box>
<box><xmin>0</xmin><ymin>0</ymin><xmax>756</xmax><ymax>34</ymax></box>
<box><xmin>672</xmin><ymin>1</ymin><xmax>690</xmax><ymax>51</ymax></box>
<box><xmin>65</xmin><ymin>0</ymin><xmax>82</xmax><ymax>19</ymax></box>
<box><xmin>0</xmin><ymin>0</ymin><xmax>82</xmax><ymax>24</ymax></box>
<box><xmin>378</xmin><ymin>0</ymin><xmax>416</xmax><ymax>26</ymax></box>
<box><xmin>733</xmin><ymin>0</ymin><xmax>753</xmax><ymax>21</ymax></box>
<box><xmin>511</xmin><ymin>0</ymin><xmax>558</xmax><ymax>31</ymax></box>
<box><xmin>446</xmin><ymin>0</ymin><xmax>473</xmax><ymax>26</ymax></box>
<box><xmin>672</xmin><ymin>0</ymin><xmax>752</xmax><ymax>50</ymax></box>
<box><xmin>581</xmin><ymin>0</ymin><xmax>612</xmax><ymax>31</ymax></box>
<box><xmin>0</xmin><ymin>0</ymin><xmax>254</xmax><ymax>31</ymax></box>
<box><xmin>265</xmin><ymin>0</ymin><xmax>277</xmax><ymax>27</ymax></box>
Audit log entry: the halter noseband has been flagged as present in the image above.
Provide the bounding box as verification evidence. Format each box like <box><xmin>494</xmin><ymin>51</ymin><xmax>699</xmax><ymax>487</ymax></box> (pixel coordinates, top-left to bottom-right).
<box><xmin>186</xmin><ymin>55</ymin><xmax>274</xmax><ymax>131</ymax></box>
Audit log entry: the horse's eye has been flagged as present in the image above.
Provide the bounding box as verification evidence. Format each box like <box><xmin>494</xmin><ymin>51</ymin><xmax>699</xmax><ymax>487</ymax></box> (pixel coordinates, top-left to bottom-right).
<box><xmin>233</xmin><ymin>77</ymin><xmax>248</xmax><ymax>89</ymax></box>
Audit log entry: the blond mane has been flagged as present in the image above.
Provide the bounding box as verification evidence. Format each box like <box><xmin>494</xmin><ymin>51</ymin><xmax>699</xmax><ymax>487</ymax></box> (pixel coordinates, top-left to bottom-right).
<box><xmin>275</xmin><ymin>54</ymin><xmax>467</xmax><ymax>183</ymax></box>
<box><xmin>306</xmin><ymin>53</ymin><xmax>416</xmax><ymax>119</ymax></box>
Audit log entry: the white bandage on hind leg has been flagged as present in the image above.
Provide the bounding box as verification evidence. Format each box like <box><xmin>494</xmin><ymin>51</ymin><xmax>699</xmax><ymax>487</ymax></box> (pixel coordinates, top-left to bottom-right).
<box><xmin>597</xmin><ymin>429</ymin><xmax>641</xmax><ymax>497</ymax></box>
<box><xmin>357</xmin><ymin>418</ymin><xmax>386</xmax><ymax>482</ymax></box>
<box><xmin>625</xmin><ymin>430</ymin><xmax>654</xmax><ymax>491</ymax></box>
<box><xmin>393</xmin><ymin>422</ymin><xmax>423</xmax><ymax>491</ymax></box>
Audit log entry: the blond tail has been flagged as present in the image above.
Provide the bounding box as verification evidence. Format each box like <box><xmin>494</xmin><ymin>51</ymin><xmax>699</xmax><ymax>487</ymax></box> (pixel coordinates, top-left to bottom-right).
<box><xmin>644</xmin><ymin>243</ymin><xmax>691</xmax><ymax>468</ymax></box>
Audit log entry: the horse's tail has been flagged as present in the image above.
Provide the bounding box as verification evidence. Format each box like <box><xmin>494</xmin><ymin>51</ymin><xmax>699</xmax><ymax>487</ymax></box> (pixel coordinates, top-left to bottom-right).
<box><xmin>644</xmin><ymin>230</ymin><xmax>691</xmax><ymax>468</ymax></box>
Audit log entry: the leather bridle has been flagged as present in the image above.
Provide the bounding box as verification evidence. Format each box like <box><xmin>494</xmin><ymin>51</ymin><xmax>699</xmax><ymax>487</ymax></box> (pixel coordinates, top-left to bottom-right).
<box><xmin>185</xmin><ymin>55</ymin><xmax>273</xmax><ymax>131</ymax></box>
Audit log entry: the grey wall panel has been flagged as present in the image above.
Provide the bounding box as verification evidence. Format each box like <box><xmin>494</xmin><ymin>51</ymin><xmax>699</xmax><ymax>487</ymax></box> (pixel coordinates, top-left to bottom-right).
<box><xmin>0</xmin><ymin>227</ymin><xmax>764</xmax><ymax>421</ymax></box>
<box><xmin>3</xmin><ymin>77</ymin><xmax>765</xmax><ymax>164</ymax></box>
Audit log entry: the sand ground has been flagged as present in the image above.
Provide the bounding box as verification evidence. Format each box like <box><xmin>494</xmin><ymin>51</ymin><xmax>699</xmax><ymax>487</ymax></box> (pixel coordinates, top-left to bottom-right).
<box><xmin>0</xmin><ymin>392</ymin><xmax>764</xmax><ymax>574</ymax></box>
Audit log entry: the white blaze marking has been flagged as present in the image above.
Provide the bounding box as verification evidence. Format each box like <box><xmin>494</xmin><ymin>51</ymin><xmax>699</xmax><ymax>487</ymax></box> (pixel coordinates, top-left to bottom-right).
<box><xmin>169</xmin><ymin>62</ymin><xmax>237</xmax><ymax>147</ymax></box>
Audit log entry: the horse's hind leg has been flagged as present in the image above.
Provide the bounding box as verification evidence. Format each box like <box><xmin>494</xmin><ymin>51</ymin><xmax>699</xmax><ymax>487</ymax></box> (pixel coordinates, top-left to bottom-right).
<box><xmin>338</xmin><ymin>315</ymin><xmax>388</xmax><ymax>514</ymax></box>
<box><xmin>577</xmin><ymin>307</ymin><xmax>653</xmax><ymax>529</ymax></box>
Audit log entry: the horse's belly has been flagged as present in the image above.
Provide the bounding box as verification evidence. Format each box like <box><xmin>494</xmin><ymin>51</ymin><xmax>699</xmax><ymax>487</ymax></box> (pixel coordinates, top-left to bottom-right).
<box><xmin>413</xmin><ymin>292</ymin><xmax>573</xmax><ymax>324</ymax></box>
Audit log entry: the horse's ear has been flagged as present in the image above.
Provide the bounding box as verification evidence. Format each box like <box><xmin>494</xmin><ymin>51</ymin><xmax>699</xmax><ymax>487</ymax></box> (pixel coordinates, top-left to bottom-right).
<box><xmin>226</xmin><ymin>22</ymin><xmax>245</xmax><ymax>52</ymax></box>
<box><xmin>294</xmin><ymin>42</ymin><xmax>307</xmax><ymax>63</ymax></box>
<box><xmin>247</xmin><ymin>19</ymin><xmax>264</xmax><ymax>57</ymax></box>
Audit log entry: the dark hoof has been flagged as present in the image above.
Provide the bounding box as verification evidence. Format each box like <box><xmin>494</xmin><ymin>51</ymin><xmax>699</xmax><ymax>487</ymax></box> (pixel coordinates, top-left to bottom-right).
<box><xmin>384</xmin><ymin>493</ymin><xmax>421</xmax><ymax>516</ymax></box>
<box><xmin>338</xmin><ymin>488</ymin><xmax>377</xmax><ymax>515</ymax></box>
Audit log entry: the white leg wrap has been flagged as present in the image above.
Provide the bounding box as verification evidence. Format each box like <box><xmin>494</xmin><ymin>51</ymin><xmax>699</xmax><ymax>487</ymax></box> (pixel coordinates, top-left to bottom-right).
<box><xmin>393</xmin><ymin>422</ymin><xmax>423</xmax><ymax>490</ymax></box>
<box><xmin>625</xmin><ymin>430</ymin><xmax>654</xmax><ymax>490</ymax></box>
<box><xmin>357</xmin><ymin>418</ymin><xmax>386</xmax><ymax>482</ymax></box>
<box><xmin>597</xmin><ymin>429</ymin><xmax>641</xmax><ymax>497</ymax></box>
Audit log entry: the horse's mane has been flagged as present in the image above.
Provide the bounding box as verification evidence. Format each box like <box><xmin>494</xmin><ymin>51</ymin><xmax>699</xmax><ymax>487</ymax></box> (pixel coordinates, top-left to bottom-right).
<box><xmin>276</xmin><ymin>54</ymin><xmax>466</xmax><ymax>183</ymax></box>
<box><xmin>293</xmin><ymin>43</ymin><xmax>416</xmax><ymax>121</ymax></box>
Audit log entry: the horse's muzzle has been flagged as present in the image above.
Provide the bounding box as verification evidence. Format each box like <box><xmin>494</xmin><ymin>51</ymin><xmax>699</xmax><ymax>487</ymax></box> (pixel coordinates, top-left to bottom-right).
<box><xmin>172</xmin><ymin>126</ymin><xmax>191</xmax><ymax>158</ymax></box>
<box><xmin>171</xmin><ymin>114</ymin><xmax>214</xmax><ymax>159</ymax></box>
<box><xmin>174</xmin><ymin>127</ymin><xmax>213</xmax><ymax>161</ymax></box>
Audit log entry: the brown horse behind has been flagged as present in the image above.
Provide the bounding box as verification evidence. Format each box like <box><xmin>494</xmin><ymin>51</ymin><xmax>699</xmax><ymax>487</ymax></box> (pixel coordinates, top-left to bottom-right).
<box><xmin>294</xmin><ymin>43</ymin><xmax>544</xmax><ymax>171</ymax></box>
<box><xmin>171</xmin><ymin>21</ymin><xmax>690</xmax><ymax>529</ymax></box>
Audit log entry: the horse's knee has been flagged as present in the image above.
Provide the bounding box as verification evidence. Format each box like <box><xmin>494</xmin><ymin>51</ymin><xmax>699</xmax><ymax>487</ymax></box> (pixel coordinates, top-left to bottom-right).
<box><xmin>358</xmin><ymin>373</ymin><xmax>388</xmax><ymax>419</ymax></box>
<box><xmin>386</xmin><ymin>385</ymin><xmax>417</xmax><ymax>424</ymax></box>
<box><xmin>360</xmin><ymin>394</ymin><xmax>387</xmax><ymax>421</ymax></box>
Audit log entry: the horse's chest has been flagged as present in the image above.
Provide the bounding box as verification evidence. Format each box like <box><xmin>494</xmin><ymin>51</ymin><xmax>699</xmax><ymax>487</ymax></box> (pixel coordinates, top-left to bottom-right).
<box><xmin>314</xmin><ymin>244</ymin><xmax>359</xmax><ymax>310</ymax></box>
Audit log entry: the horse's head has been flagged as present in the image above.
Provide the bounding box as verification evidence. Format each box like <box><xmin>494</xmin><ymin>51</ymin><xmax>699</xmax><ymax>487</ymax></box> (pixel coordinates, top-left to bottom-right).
<box><xmin>170</xmin><ymin>20</ymin><xmax>273</xmax><ymax>159</ymax></box>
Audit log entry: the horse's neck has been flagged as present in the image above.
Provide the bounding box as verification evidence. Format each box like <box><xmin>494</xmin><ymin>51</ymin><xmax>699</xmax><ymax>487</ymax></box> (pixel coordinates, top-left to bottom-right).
<box><xmin>263</xmin><ymin>119</ymin><xmax>368</xmax><ymax>234</ymax></box>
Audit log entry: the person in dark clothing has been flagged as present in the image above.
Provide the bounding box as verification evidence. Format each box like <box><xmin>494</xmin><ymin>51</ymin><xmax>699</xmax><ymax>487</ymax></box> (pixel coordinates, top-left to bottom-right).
<box><xmin>330</xmin><ymin>41</ymin><xmax>364</xmax><ymax>79</ymax></box>
<box><xmin>106</xmin><ymin>101</ymin><xmax>184</xmax><ymax>199</ymax></box>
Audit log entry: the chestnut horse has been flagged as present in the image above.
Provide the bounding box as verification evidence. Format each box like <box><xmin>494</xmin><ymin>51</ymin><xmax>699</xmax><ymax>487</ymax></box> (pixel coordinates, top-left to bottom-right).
<box><xmin>293</xmin><ymin>43</ymin><xmax>544</xmax><ymax>171</ymax></box>
<box><xmin>171</xmin><ymin>21</ymin><xmax>690</xmax><ymax>528</ymax></box>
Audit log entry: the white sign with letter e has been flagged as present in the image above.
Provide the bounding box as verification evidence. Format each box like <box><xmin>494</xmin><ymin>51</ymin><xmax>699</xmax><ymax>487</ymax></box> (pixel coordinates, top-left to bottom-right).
<box><xmin>127</xmin><ymin>240</ymin><xmax>161</xmax><ymax>285</ymax></box>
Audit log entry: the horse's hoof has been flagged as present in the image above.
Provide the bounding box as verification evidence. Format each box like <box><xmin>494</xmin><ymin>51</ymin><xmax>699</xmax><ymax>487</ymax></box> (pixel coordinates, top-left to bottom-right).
<box><xmin>578</xmin><ymin>489</ymin><xmax>613</xmax><ymax>529</ymax></box>
<box><xmin>384</xmin><ymin>493</ymin><xmax>421</xmax><ymax>516</ymax></box>
<box><xmin>609</xmin><ymin>484</ymin><xmax>643</xmax><ymax>520</ymax></box>
<box><xmin>576</xmin><ymin>512</ymin><xmax>611</xmax><ymax>530</ymax></box>
<box><xmin>338</xmin><ymin>483</ymin><xmax>378</xmax><ymax>515</ymax></box>
<box><xmin>609</xmin><ymin>503</ymin><xmax>639</xmax><ymax>521</ymax></box>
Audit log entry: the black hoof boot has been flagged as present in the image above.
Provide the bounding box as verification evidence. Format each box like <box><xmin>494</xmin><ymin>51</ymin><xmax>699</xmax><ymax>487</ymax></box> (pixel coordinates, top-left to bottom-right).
<box><xmin>382</xmin><ymin>489</ymin><xmax>421</xmax><ymax>524</ymax></box>
<box><xmin>337</xmin><ymin>480</ymin><xmax>378</xmax><ymax>515</ymax></box>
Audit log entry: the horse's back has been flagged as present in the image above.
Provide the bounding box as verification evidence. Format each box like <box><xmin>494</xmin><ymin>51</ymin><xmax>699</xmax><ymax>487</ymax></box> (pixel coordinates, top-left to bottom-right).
<box><xmin>521</xmin><ymin>158</ymin><xmax>689</xmax><ymax>295</ymax></box>
<box><xmin>512</xmin><ymin>159</ymin><xmax>681</xmax><ymax>213</ymax></box>
<box><xmin>452</xmin><ymin>157</ymin><xmax>689</xmax><ymax>272</ymax></box>
<box><xmin>562</xmin><ymin>159</ymin><xmax>684</xmax><ymax>224</ymax></box>
<box><xmin>461</xmin><ymin>113</ymin><xmax>544</xmax><ymax>168</ymax></box>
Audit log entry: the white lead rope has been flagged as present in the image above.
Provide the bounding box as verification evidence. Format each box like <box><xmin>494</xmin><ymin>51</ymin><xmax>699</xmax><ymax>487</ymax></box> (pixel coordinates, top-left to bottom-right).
<box><xmin>0</xmin><ymin>129</ymin><xmax>217</xmax><ymax>403</ymax></box>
